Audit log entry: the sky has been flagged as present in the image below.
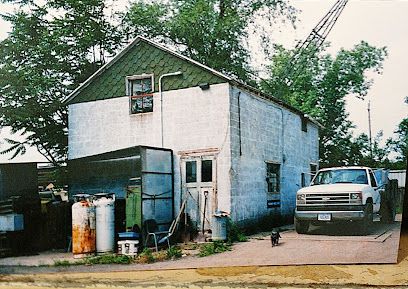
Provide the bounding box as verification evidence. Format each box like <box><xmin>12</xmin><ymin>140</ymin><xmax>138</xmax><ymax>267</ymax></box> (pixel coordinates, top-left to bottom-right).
<box><xmin>0</xmin><ymin>0</ymin><xmax>407</xmax><ymax>163</ymax></box>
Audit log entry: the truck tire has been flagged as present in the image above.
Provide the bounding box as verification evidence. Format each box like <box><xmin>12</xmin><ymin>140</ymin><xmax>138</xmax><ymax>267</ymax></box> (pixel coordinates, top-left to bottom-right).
<box><xmin>295</xmin><ymin>218</ymin><xmax>309</xmax><ymax>234</ymax></box>
<box><xmin>359</xmin><ymin>202</ymin><xmax>373</xmax><ymax>235</ymax></box>
<box><xmin>380</xmin><ymin>201</ymin><xmax>395</xmax><ymax>224</ymax></box>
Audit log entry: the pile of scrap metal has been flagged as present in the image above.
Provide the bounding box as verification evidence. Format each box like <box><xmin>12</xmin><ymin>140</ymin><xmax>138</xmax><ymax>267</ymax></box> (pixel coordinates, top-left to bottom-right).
<box><xmin>0</xmin><ymin>163</ymin><xmax>71</xmax><ymax>258</ymax></box>
<box><xmin>38</xmin><ymin>183</ymin><xmax>71</xmax><ymax>250</ymax></box>
<box><xmin>375</xmin><ymin>169</ymin><xmax>400</xmax><ymax>223</ymax></box>
<box><xmin>0</xmin><ymin>163</ymin><xmax>42</xmax><ymax>257</ymax></box>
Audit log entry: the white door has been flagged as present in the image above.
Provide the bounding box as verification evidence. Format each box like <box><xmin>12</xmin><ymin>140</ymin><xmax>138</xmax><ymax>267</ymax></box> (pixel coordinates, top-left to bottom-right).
<box><xmin>181</xmin><ymin>156</ymin><xmax>217</xmax><ymax>232</ymax></box>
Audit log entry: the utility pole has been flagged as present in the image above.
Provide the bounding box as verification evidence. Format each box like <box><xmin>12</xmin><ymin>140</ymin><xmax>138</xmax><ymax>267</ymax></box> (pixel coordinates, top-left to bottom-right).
<box><xmin>367</xmin><ymin>99</ymin><xmax>373</xmax><ymax>158</ymax></box>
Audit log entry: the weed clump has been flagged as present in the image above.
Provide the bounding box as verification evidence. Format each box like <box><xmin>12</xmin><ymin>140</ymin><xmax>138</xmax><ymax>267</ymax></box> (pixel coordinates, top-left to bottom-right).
<box><xmin>199</xmin><ymin>241</ymin><xmax>231</xmax><ymax>257</ymax></box>
<box><xmin>137</xmin><ymin>248</ymin><xmax>155</xmax><ymax>264</ymax></box>
<box><xmin>167</xmin><ymin>246</ymin><xmax>182</xmax><ymax>259</ymax></box>
<box><xmin>227</xmin><ymin>218</ymin><xmax>248</xmax><ymax>243</ymax></box>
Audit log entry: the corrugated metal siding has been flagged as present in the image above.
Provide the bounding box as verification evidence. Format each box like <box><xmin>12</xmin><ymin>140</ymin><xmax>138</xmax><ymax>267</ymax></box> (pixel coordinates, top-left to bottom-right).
<box><xmin>69</xmin><ymin>41</ymin><xmax>225</xmax><ymax>105</ymax></box>
<box><xmin>389</xmin><ymin>170</ymin><xmax>406</xmax><ymax>188</ymax></box>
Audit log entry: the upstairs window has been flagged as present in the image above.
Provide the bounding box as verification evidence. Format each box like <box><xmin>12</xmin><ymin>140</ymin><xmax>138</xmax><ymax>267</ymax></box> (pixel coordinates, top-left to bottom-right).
<box><xmin>127</xmin><ymin>74</ymin><xmax>154</xmax><ymax>114</ymax></box>
<box><xmin>266</xmin><ymin>163</ymin><xmax>280</xmax><ymax>193</ymax></box>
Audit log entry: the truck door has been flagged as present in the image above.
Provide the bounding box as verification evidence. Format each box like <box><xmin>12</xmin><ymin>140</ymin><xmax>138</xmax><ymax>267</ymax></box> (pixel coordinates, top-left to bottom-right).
<box><xmin>369</xmin><ymin>169</ymin><xmax>382</xmax><ymax>212</ymax></box>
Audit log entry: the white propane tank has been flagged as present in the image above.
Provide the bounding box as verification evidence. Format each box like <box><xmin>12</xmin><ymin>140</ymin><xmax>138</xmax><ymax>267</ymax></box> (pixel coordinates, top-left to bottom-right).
<box><xmin>72</xmin><ymin>194</ymin><xmax>96</xmax><ymax>258</ymax></box>
<box><xmin>93</xmin><ymin>193</ymin><xmax>115</xmax><ymax>254</ymax></box>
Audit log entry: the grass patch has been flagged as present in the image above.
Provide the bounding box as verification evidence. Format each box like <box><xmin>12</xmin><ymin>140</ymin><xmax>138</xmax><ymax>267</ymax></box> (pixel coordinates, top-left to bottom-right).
<box><xmin>53</xmin><ymin>260</ymin><xmax>73</xmax><ymax>267</ymax></box>
<box><xmin>199</xmin><ymin>241</ymin><xmax>231</xmax><ymax>257</ymax></box>
<box><xmin>83</xmin><ymin>254</ymin><xmax>133</xmax><ymax>265</ymax></box>
<box><xmin>53</xmin><ymin>254</ymin><xmax>132</xmax><ymax>266</ymax></box>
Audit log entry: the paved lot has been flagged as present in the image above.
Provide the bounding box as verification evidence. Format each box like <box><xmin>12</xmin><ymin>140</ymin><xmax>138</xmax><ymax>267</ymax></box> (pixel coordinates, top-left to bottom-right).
<box><xmin>0</xmin><ymin>225</ymin><xmax>406</xmax><ymax>289</ymax></box>
<box><xmin>0</xmin><ymin>219</ymin><xmax>402</xmax><ymax>273</ymax></box>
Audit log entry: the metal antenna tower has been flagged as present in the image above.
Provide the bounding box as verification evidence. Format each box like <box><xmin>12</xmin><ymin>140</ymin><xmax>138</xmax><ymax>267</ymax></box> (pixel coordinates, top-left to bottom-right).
<box><xmin>273</xmin><ymin>0</ymin><xmax>349</xmax><ymax>96</ymax></box>
<box><xmin>368</xmin><ymin>99</ymin><xmax>373</xmax><ymax>157</ymax></box>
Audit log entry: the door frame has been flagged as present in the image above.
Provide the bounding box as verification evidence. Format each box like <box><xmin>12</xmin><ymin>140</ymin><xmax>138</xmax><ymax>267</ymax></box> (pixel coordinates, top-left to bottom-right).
<box><xmin>179</xmin><ymin>150</ymin><xmax>218</xmax><ymax>230</ymax></box>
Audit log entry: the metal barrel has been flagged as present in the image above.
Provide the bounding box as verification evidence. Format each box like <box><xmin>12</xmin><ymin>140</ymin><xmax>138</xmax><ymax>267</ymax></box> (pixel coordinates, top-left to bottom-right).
<box><xmin>72</xmin><ymin>194</ymin><xmax>96</xmax><ymax>258</ymax></box>
<box><xmin>211</xmin><ymin>212</ymin><xmax>228</xmax><ymax>241</ymax></box>
<box><xmin>93</xmin><ymin>193</ymin><xmax>115</xmax><ymax>254</ymax></box>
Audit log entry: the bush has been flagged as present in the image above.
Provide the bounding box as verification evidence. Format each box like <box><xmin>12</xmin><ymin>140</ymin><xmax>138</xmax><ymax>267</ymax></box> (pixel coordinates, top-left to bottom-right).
<box><xmin>199</xmin><ymin>241</ymin><xmax>231</xmax><ymax>257</ymax></box>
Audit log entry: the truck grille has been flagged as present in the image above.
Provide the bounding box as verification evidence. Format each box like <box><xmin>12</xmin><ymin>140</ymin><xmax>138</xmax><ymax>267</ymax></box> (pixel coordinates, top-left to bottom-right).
<box><xmin>305</xmin><ymin>193</ymin><xmax>351</xmax><ymax>205</ymax></box>
<box><xmin>297</xmin><ymin>205</ymin><xmax>364</xmax><ymax>211</ymax></box>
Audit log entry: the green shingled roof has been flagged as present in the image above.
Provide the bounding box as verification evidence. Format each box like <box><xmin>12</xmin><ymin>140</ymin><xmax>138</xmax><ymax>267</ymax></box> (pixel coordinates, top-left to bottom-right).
<box><xmin>65</xmin><ymin>37</ymin><xmax>227</xmax><ymax>105</ymax></box>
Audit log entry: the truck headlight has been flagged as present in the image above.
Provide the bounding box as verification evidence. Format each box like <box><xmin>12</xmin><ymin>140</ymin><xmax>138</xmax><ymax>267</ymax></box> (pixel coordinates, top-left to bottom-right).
<box><xmin>350</xmin><ymin>192</ymin><xmax>362</xmax><ymax>203</ymax></box>
<box><xmin>297</xmin><ymin>194</ymin><xmax>306</xmax><ymax>204</ymax></box>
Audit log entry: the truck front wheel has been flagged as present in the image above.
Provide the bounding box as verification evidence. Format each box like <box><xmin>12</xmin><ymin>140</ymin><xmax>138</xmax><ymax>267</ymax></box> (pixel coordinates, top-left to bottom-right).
<box><xmin>359</xmin><ymin>202</ymin><xmax>373</xmax><ymax>235</ymax></box>
<box><xmin>295</xmin><ymin>218</ymin><xmax>310</xmax><ymax>234</ymax></box>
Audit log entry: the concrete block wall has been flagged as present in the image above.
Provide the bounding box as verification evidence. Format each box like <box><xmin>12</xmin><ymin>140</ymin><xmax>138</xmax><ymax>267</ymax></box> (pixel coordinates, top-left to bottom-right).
<box><xmin>229</xmin><ymin>86</ymin><xmax>319</xmax><ymax>226</ymax></box>
<box><xmin>68</xmin><ymin>82</ymin><xmax>232</xmax><ymax>213</ymax></box>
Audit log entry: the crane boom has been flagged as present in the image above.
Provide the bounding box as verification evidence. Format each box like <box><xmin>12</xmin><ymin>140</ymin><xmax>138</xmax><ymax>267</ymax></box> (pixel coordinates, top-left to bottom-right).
<box><xmin>271</xmin><ymin>0</ymin><xmax>349</xmax><ymax>97</ymax></box>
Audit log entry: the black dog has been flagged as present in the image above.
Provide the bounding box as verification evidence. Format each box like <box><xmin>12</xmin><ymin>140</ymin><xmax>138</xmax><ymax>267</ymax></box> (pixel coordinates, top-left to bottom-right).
<box><xmin>271</xmin><ymin>229</ymin><xmax>281</xmax><ymax>247</ymax></box>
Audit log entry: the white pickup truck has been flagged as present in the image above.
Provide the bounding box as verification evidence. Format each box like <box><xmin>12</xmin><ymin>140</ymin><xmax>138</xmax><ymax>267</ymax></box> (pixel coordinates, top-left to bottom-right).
<box><xmin>294</xmin><ymin>166</ymin><xmax>384</xmax><ymax>235</ymax></box>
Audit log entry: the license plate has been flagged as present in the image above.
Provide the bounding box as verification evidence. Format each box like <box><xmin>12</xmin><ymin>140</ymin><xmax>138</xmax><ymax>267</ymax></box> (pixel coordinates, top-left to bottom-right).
<box><xmin>318</xmin><ymin>213</ymin><xmax>331</xmax><ymax>221</ymax></box>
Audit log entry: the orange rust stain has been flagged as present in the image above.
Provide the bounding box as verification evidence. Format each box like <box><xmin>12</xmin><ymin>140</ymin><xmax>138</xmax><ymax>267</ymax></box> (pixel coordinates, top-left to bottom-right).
<box><xmin>72</xmin><ymin>224</ymin><xmax>96</xmax><ymax>254</ymax></box>
<box><xmin>79</xmin><ymin>201</ymin><xmax>90</xmax><ymax>207</ymax></box>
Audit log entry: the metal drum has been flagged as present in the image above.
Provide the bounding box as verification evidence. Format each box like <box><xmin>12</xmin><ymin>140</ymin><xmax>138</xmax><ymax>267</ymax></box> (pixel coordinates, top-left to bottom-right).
<box><xmin>93</xmin><ymin>193</ymin><xmax>115</xmax><ymax>254</ymax></box>
<box><xmin>211</xmin><ymin>211</ymin><xmax>229</xmax><ymax>241</ymax></box>
<box><xmin>72</xmin><ymin>194</ymin><xmax>96</xmax><ymax>258</ymax></box>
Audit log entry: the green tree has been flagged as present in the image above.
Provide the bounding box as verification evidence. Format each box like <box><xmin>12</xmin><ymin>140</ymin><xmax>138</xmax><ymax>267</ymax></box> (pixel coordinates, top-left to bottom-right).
<box><xmin>352</xmin><ymin>132</ymin><xmax>391</xmax><ymax>168</ymax></box>
<box><xmin>387</xmin><ymin>117</ymin><xmax>408</xmax><ymax>168</ymax></box>
<box><xmin>0</xmin><ymin>0</ymin><xmax>123</xmax><ymax>164</ymax></box>
<box><xmin>123</xmin><ymin>0</ymin><xmax>296</xmax><ymax>82</ymax></box>
<box><xmin>261</xmin><ymin>42</ymin><xmax>387</xmax><ymax>167</ymax></box>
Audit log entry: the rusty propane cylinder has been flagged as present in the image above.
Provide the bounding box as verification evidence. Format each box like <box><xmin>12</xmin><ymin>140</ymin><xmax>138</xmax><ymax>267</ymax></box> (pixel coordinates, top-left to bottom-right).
<box><xmin>72</xmin><ymin>194</ymin><xmax>96</xmax><ymax>258</ymax></box>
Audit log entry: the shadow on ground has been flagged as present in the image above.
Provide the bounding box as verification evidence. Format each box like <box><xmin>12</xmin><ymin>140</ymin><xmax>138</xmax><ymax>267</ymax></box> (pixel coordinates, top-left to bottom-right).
<box><xmin>307</xmin><ymin>221</ymin><xmax>395</xmax><ymax>236</ymax></box>
<box><xmin>398</xmin><ymin>227</ymin><xmax>408</xmax><ymax>263</ymax></box>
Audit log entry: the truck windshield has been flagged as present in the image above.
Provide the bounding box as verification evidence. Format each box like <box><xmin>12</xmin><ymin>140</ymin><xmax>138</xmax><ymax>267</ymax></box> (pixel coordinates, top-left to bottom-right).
<box><xmin>311</xmin><ymin>169</ymin><xmax>368</xmax><ymax>185</ymax></box>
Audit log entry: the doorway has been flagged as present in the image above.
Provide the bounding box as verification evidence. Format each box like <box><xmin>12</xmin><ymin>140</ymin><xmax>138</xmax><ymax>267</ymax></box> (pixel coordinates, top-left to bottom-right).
<box><xmin>181</xmin><ymin>156</ymin><xmax>217</xmax><ymax>232</ymax></box>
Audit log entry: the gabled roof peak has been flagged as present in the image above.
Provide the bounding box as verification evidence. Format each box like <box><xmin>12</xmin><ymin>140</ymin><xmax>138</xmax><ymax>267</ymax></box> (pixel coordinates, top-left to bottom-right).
<box><xmin>62</xmin><ymin>36</ymin><xmax>230</xmax><ymax>104</ymax></box>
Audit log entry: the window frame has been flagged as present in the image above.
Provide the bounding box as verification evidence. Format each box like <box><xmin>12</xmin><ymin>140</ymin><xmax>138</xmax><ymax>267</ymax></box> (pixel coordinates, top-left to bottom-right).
<box><xmin>301</xmin><ymin>116</ymin><xmax>308</xmax><ymax>132</ymax></box>
<box><xmin>185</xmin><ymin>160</ymin><xmax>197</xmax><ymax>184</ymax></box>
<box><xmin>369</xmin><ymin>169</ymin><xmax>378</xmax><ymax>187</ymax></box>
<box><xmin>126</xmin><ymin>74</ymin><xmax>155</xmax><ymax>115</ymax></box>
<box><xmin>201</xmin><ymin>159</ymin><xmax>213</xmax><ymax>183</ymax></box>
<box><xmin>266</xmin><ymin>162</ymin><xmax>281</xmax><ymax>194</ymax></box>
<box><xmin>310</xmin><ymin>163</ymin><xmax>318</xmax><ymax>183</ymax></box>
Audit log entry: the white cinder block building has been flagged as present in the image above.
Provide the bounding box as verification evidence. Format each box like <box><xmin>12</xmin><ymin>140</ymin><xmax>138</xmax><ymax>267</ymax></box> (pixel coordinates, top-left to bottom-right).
<box><xmin>63</xmin><ymin>36</ymin><xmax>319</xmax><ymax>229</ymax></box>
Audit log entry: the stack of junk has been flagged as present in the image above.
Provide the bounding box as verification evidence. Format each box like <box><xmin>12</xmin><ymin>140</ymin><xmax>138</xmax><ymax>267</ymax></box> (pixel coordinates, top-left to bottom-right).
<box><xmin>68</xmin><ymin>146</ymin><xmax>173</xmax><ymax>257</ymax></box>
<box><xmin>69</xmin><ymin>146</ymin><xmax>230</xmax><ymax>257</ymax></box>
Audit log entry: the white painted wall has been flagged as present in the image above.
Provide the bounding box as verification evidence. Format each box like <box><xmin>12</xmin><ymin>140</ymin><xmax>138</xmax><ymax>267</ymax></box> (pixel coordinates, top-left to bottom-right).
<box><xmin>68</xmin><ymin>81</ymin><xmax>320</xmax><ymax>226</ymax></box>
<box><xmin>68</xmin><ymin>83</ymin><xmax>231</xmax><ymax>213</ymax></box>
<box><xmin>229</xmin><ymin>86</ymin><xmax>319</xmax><ymax>225</ymax></box>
